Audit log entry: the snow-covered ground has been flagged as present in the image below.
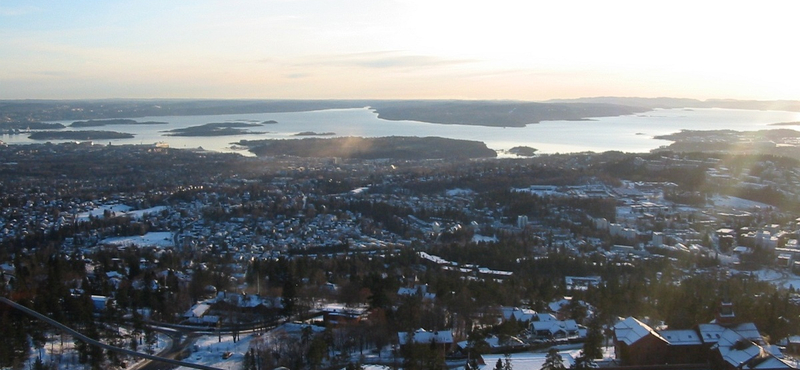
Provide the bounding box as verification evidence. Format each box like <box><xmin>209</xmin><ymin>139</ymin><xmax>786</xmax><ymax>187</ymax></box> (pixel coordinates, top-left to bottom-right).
<box><xmin>167</xmin><ymin>325</ymin><xmax>615</xmax><ymax>370</ymax></box>
<box><xmin>101</xmin><ymin>231</ymin><xmax>174</xmax><ymax>248</ymax></box>
<box><xmin>472</xmin><ymin>347</ymin><xmax>585</xmax><ymax>370</ymax></box>
<box><xmin>473</xmin><ymin>234</ymin><xmax>498</xmax><ymax>243</ymax></box>
<box><xmin>446</xmin><ymin>188</ymin><xmax>474</xmax><ymax>196</ymax></box>
<box><xmin>125</xmin><ymin>206</ymin><xmax>168</xmax><ymax>220</ymax></box>
<box><xmin>750</xmin><ymin>268</ymin><xmax>800</xmax><ymax>290</ymax></box>
<box><xmin>708</xmin><ymin>195</ymin><xmax>772</xmax><ymax>210</ymax></box>
<box><xmin>76</xmin><ymin>204</ymin><xmax>133</xmax><ymax>221</ymax></box>
<box><xmin>21</xmin><ymin>329</ymin><xmax>169</xmax><ymax>370</ymax></box>
<box><xmin>177</xmin><ymin>333</ymin><xmax>256</xmax><ymax>370</ymax></box>
<box><xmin>76</xmin><ymin>205</ymin><xmax>168</xmax><ymax>221</ymax></box>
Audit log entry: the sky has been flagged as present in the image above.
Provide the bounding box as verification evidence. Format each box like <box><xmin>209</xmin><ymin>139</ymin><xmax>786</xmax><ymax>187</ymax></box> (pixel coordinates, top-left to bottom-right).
<box><xmin>1</xmin><ymin>0</ymin><xmax>798</xmax><ymax>101</ymax></box>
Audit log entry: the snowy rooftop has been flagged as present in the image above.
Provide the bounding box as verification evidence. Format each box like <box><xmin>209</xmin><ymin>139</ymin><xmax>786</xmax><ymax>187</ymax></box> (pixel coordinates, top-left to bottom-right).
<box><xmin>398</xmin><ymin>329</ymin><xmax>454</xmax><ymax>345</ymax></box>
<box><xmin>713</xmin><ymin>329</ymin><xmax>764</xmax><ymax>368</ymax></box>
<box><xmin>659</xmin><ymin>329</ymin><xmax>702</xmax><ymax>345</ymax></box>
<box><xmin>614</xmin><ymin>317</ymin><xmax>665</xmax><ymax>346</ymax></box>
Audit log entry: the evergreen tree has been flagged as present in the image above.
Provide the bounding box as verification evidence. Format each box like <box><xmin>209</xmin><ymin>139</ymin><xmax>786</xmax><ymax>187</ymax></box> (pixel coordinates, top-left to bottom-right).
<box><xmin>282</xmin><ymin>275</ymin><xmax>297</xmax><ymax>317</ymax></box>
<box><xmin>542</xmin><ymin>348</ymin><xmax>565</xmax><ymax>370</ymax></box>
<box><xmin>33</xmin><ymin>356</ymin><xmax>46</xmax><ymax>370</ymax></box>
<box><xmin>571</xmin><ymin>351</ymin><xmax>596</xmax><ymax>369</ymax></box>
<box><xmin>582</xmin><ymin>317</ymin><xmax>603</xmax><ymax>360</ymax></box>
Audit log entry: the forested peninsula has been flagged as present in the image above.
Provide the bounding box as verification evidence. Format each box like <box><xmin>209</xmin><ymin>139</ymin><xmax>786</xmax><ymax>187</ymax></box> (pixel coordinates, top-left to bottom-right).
<box><xmin>238</xmin><ymin>136</ymin><xmax>498</xmax><ymax>159</ymax></box>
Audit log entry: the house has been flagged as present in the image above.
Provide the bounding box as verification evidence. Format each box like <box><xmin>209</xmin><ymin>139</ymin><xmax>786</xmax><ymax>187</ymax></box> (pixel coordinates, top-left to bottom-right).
<box><xmin>91</xmin><ymin>295</ymin><xmax>112</xmax><ymax>312</ymax></box>
<box><xmin>456</xmin><ymin>335</ymin><xmax>527</xmax><ymax>354</ymax></box>
<box><xmin>398</xmin><ymin>329</ymin><xmax>454</xmax><ymax>355</ymax></box>
<box><xmin>660</xmin><ymin>329</ymin><xmax>706</xmax><ymax>364</ymax></box>
<box><xmin>500</xmin><ymin>307</ymin><xmax>537</xmax><ymax>323</ymax></box>
<box><xmin>182</xmin><ymin>302</ymin><xmax>219</xmax><ymax>325</ymax></box>
<box><xmin>531</xmin><ymin>319</ymin><xmax>580</xmax><ymax>340</ymax></box>
<box><xmin>565</xmin><ymin>276</ymin><xmax>602</xmax><ymax>291</ymax></box>
<box><xmin>613</xmin><ymin>317</ymin><xmax>669</xmax><ymax>365</ymax></box>
<box><xmin>397</xmin><ymin>284</ymin><xmax>436</xmax><ymax>301</ymax></box>
<box><xmin>709</xmin><ymin>328</ymin><xmax>792</xmax><ymax>370</ymax></box>
<box><xmin>613</xmin><ymin>300</ymin><xmax>795</xmax><ymax>370</ymax></box>
<box><xmin>319</xmin><ymin>306</ymin><xmax>368</xmax><ymax>327</ymax></box>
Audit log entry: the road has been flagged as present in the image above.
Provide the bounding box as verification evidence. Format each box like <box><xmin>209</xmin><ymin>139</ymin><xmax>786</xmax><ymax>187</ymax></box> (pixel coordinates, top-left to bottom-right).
<box><xmin>137</xmin><ymin>332</ymin><xmax>201</xmax><ymax>370</ymax></box>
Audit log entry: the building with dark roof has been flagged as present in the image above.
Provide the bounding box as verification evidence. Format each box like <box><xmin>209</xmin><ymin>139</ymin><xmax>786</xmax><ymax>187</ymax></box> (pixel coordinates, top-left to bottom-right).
<box><xmin>613</xmin><ymin>300</ymin><xmax>796</xmax><ymax>370</ymax></box>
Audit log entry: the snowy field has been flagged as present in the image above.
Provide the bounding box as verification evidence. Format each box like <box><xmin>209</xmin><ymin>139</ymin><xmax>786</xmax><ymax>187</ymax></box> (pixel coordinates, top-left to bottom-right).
<box><xmin>76</xmin><ymin>205</ymin><xmax>168</xmax><ymax>221</ymax></box>
<box><xmin>708</xmin><ymin>195</ymin><xmax>772</xmax><ymax>210</ymax></box>
<box><xmin>101</xmin><ymin>231</ymin><xmax>175</xmax><ymax>248</ymax></box>
<box><xmin>76</xmin><ymin>204</ymin><xmax>133</xmax><ymax>221</ymax></box>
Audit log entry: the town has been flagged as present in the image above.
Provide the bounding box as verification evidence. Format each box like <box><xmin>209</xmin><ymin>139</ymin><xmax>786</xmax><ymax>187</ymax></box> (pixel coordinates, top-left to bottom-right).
<box><xmin>3</xmin><ymin>141</ymin><xmax>800</xmax><ymax>370</ymax></box>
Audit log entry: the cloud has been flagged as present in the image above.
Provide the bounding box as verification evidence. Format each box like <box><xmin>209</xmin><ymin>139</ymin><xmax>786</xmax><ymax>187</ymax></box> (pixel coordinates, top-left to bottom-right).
<box><xmin>299</xmin><ymin>51</ymin><xmax>475</xmax><ymax>71</ymax></box>
<box><xmin>284</xmin><ymin>72</ymin><xmax>310</xmax><ymax>79</ymax></box>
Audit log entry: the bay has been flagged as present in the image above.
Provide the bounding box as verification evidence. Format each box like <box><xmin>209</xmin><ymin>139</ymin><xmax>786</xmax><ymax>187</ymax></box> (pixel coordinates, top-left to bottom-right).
<box><xmin>2</xmin><ymin>107</ymin><xmax>799</xmax><ymax>157</ymax></box>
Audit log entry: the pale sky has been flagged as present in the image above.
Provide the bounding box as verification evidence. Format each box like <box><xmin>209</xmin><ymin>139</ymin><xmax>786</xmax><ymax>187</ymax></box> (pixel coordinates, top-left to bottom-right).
<box><xmin>1</xmin><ymin>0</ymin><xmax>798</xmax><ymax>100</ymax></box>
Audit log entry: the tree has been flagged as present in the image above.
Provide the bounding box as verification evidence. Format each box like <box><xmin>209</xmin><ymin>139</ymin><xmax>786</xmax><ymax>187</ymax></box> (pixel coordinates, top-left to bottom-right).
<box><xmin>465</xmin><ymin>356</ymin><xmax>481</xmax><ymax>370</ymax></box>
<box><xmin>346</xmin><ymin>361</ymin><xmax>365</xmax><ymax>370</ymax></box>
<box><xmin>542</xmin><ymin>348</ymin><xmax>566</xmax><ymax>370</ymax></box>
<box><xmin>307</xmin><ymin>335</ymin><xmax>328</xmax><ymax>370</ymax></box>
<box><xmin>571</xmin><ymin>351</ymin><xmax>596</xmax><ymax>369</ymax></box>
<box><xmin>582</xmin><ymin>317</ymin><xmax>603</xmax><ymax>361</ymax></box>
<box><xmin>282</xmin><ymin>276</ymin><xmax>298</xmax><ymax>317</ymax></box>
<box><xmin>243</xmin><ymin>349</ymin><xmax>257</xmax><ymax>370</ymax></box>
<box><xmin>504</xmin><ymin>353</ymin><xmax>513</xmax><ymax>370</ymax></box>
<box><xmin>495</xmin><ymin>358</ymin><xmax>504</xmax><ymax>370</ymax></box>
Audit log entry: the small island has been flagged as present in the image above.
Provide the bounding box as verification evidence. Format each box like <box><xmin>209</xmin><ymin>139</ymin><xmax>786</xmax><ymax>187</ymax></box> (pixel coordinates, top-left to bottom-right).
<box><xmin>262</xmin><ymin>120</ymin><xmax>278</xmax><ymax>124</ymax></box>
<box><xmin>70</xmin><ymin>119</ymin><xmax>168</xmax><ymax>127</ymax></box>
<box><xmin>237</xmin><ymin>136</ymin><xmax>497</xmax><ymax>160</ymax></box>
<box><xmin>507</xmin><ymin>146</ymin><xmax>538</xmax><ymax>157</ymax></box>
<box><xmin>28</xmin><ymin>130</ymin><xmax>135</xmax><ymax>140</ymax></box>
<box><xmin>163</xmin><ymin>122</ymin><xmax>267</xmax><ymax>137</ymax></box>
<box><xmin>770</xmin><ymin>121</ymin><xmax>800</xmax><ymax>126</ymax></box>
<box><xmin>294</xmin><ymin>131</ymin><xmax>335</xmax><ymax>136</ymax></box>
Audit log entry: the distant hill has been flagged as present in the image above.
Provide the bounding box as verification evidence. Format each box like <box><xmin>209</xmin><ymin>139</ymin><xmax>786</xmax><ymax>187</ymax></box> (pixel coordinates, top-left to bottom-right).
<box><xmin>546</xmin><ymin>97</ymin><xmax>800</xmax><ymax>112</ymax></box>
<box><xmin>3</xmin><ymin>98</ymin><xmax>800</xmax><ymax>130</ymax></box>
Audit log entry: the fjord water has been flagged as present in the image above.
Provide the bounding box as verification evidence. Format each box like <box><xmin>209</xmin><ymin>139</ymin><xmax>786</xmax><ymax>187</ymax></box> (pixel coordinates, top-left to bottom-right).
<box><xmin>4</xmin><ymin>107</ymin><xmax>800</xmax><ymax>156</ymax></box>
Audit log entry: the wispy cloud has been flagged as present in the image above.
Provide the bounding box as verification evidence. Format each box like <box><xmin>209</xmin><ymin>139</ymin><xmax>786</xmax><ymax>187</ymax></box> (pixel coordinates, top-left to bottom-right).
<box><xmin>297</xmin><ymin>51</ymin><xmax>475</xmax><ymax>71</ymax></box>
<box><xmin>284</xmin><ymin>72</ymin><xmax>310</xmax><ymax>79</ymax></box>
<box><xmin>0</xmin><ymin>5</ymin><xmax>40</xmax><ymax>16</ymax></box>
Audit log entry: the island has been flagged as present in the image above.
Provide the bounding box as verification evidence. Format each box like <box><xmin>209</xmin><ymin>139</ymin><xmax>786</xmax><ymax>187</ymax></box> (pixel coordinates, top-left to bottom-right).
<box><xmin>770</xmin><ymin>121</ymin><xmax>800</xmax><ymax>126</ymax></box>
<box><xmin>508</xmin><ymin>146</ymin><xmax>538</xmax><ymax>157</ymax></box>
<box><xmin>237</xmin><ymin>136</ymin><xmax>497</xmax><ymax>160</ymax></box>
<box><xmin>163</xmin><ymin>122</ymin><xmax>267</xmax><ymax>137</ymax></box>
<box><xmin>70</xmin><ymin>119</ymin><xmax>168</xmax><ymax>127</ymax></box>
<box><xmin>370</xmin><ymin>100</ymin><xmax>648</xmax><ymax>127</ymax></box>
<box><xmin>28</xmin><ymin>130</ymin><xmax>135</xmax><ymax>140</ymax></box>
<box><xmin>294</xmin><ymin>131</ymin><xmax>336</xmax><ymax>136</ymax></box>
